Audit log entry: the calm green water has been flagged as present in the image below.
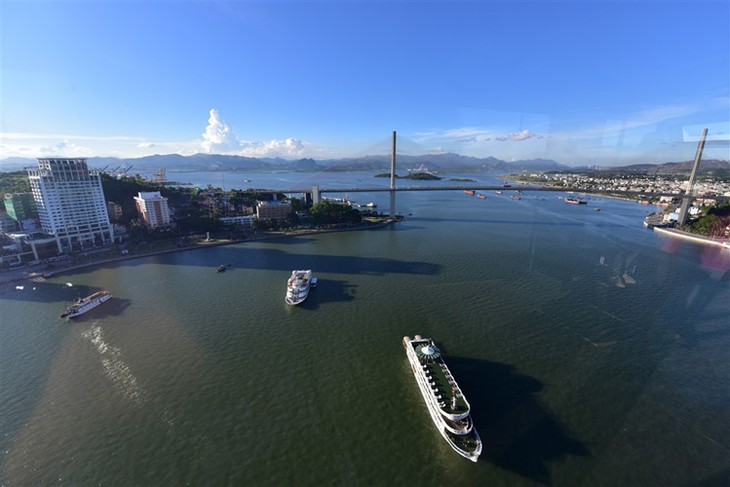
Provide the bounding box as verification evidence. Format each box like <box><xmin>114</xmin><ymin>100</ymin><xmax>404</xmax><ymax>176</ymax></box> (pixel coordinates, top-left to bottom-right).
<box><xmin>1</xmin><ymin>173</ymin><xmax>729</xmax><ymax>486</ymax></box>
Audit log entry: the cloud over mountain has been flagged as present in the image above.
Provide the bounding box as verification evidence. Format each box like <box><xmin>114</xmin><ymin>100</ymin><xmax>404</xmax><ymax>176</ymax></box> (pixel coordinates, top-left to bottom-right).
<box><xmin>200</xmin><ymin>108</ymin><xmax>310</xmax><ymax>158</ymax></box>
<box><xmin>201</xmin><ymin>109</ymin><xmax>241</xmax><ymax>153</ymax></box>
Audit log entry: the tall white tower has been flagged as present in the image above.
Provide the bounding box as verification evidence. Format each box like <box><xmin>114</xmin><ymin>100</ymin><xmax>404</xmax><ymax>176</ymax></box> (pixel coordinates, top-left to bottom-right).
<box><xmin>28</xmin><ymin>158</ymin><xmax>115</xmax><ymax>253</ymax></box>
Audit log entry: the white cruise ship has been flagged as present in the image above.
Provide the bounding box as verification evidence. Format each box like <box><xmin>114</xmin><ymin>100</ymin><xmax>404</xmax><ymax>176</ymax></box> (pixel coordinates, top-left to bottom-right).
<box><xmin>403</xmin><ymin>335</ymin><xmax>482</xmax><ymax>462</ymax></box>
<box><xmin>61</xmin><ymin>290</ymin><xmax>111</xmax><ymax>319</ymax></box>
<box><xmin>285</xmin><ymin>270</ymin><xmax>312</xmax><ymax>305</ymax></box>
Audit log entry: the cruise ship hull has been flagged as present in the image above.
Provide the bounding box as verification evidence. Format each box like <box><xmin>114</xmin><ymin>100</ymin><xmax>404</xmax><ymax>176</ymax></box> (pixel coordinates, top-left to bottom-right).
<box><xmin>285</xmin><ymin>270</ymin><xmax>312</xmax><ymax>305</ymax></box>
<box><xmin>403</xmin><ymin>335</ymin><xmax>482</xmax><ymax>462</ymax></box>
<box><xmin>61</xmin><ymin>291</ymin><xmax>111</xmax><ymax>319</ymax></box>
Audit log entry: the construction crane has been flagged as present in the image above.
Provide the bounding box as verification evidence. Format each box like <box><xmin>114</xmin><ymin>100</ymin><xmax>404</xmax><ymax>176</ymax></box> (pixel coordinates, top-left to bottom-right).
<box><xmin>114</xmin><ymin>164</ymin><xmax>134</xmax><ymax>179</ymax></box>
<box><xmin>154</xmin><ymin>167</ymin><xmax>167</xmax><ymax>183</ymax></box>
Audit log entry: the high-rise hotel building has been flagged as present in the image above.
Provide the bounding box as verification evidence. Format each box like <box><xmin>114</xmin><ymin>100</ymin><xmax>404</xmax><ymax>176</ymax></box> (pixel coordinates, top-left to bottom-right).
<box><xmin>27</xmin><ymin>158</ymin><xmax>114</xmax><ymax>253</ymax></box>
<box><xmin>134</xmin><ymin>191</ymin><xmax>171</xmax><ymax>229</ymax></box>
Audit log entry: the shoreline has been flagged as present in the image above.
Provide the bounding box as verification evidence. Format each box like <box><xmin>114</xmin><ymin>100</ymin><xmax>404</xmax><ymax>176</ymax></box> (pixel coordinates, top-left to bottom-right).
<box><xmin>503</xmin><ymin>178</ymin><xmax>661</xmax><ymax>204</ymax></box>
<box><xmin>0</xmin><ymin>218</ymin><xmax>398</xmax><ymax>286</ymax></box>
<box><xmin>652</xmin><ymin>226</ymin><xmax>730</xmax><ymax>249</ymax></box>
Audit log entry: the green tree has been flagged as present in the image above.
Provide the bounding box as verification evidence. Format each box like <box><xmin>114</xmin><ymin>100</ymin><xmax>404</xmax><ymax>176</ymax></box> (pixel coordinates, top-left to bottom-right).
<box><xmin>309</xmin><ymin>200</ymin><xmax>362</xmax><ymax>225</ymax></box>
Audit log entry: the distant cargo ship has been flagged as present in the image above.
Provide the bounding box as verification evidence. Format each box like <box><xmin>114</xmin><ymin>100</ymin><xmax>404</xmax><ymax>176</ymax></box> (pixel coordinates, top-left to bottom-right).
<box><xmin>61</xmin><ymin>291</ymin><xmax>111</xmax><ymax>319</ymax></box>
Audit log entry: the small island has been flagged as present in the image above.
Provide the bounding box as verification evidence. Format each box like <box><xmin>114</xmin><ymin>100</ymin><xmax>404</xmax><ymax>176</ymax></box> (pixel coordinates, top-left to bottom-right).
<box><xmin>375</xmin><ymin>172</ymin><xmax>442</xmax><ymax>180</ymax></box>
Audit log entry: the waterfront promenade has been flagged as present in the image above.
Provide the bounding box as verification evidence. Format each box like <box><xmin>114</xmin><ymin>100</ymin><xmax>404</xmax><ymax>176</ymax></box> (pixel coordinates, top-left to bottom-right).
<box><xmin>652</xmin><ymin>226</ymin><xmax>730</xmax><ymax>249</ymax></box>
<box><xmin>0</xmin><ymin>217</ymin><xmax>398</xmax><ymax>286</ymax></box>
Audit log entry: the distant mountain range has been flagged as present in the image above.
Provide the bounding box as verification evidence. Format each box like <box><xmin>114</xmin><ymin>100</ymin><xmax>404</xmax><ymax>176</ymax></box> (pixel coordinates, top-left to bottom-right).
<box><xmin>1</xmin><ymin>153</ymin><xmax>728</xmax><ymax>175</ymax></box>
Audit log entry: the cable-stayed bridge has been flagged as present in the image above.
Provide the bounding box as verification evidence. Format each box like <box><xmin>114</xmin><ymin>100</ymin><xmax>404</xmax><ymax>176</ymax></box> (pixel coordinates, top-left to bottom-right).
<box><xmin>280</xmin><ymin>185</ymin><xmax>685</xmax><ymax>199</ymax></box>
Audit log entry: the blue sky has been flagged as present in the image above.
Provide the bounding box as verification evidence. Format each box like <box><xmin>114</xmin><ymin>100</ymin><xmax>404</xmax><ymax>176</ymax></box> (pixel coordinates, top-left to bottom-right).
<box><xmin>2</xmin><ymin>1</ymin><xmax>729</xmax><ymax>166</ymax></box>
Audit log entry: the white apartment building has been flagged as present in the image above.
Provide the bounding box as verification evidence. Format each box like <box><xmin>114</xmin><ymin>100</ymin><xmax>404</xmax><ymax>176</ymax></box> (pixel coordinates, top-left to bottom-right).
<box><xmin>27</xmin><ymin>158</ymin><xmax>115</xmax><ymax>253</ymax></box>
<box><xmin>134</xmin><ymin>191</ymin><xmax>171</xmax><ymax>229</ymax></box>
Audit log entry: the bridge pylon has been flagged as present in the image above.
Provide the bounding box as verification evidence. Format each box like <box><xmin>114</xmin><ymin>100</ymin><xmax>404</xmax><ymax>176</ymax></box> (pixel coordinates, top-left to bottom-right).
<box><xmin>678</xmin><ymin>127</ymin><xmax>708</xmax><ymax>226</ymax></box>
<box><xmin>390</xmin><ymin>131</ymin><xmax>396</xmax><ymax>218</ymax></box>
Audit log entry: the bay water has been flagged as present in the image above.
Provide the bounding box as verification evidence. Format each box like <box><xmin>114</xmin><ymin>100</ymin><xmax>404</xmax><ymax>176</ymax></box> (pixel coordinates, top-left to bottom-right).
<box><xmin>1</xmin><ymin>171</ymin><xmax>728</xmax><ymax>486</ymax></box>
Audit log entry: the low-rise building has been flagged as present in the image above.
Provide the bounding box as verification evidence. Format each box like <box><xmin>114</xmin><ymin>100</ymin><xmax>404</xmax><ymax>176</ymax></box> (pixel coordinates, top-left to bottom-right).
<box><xmin>220</xmin><ymin>215</ymin><xmax>256</xmax><ymax>228</ymax></box>
<box><xmin>256</xmin><ymin>200</ymin><xmax>292</xmax><ymax>221</ymax></box>
<box><xmin>0</xmin><ymin>232</ymin><xmax>59</xmax><ymax>266</ymax></box>
<box><xmin>4</xmin><ymin>192</ymin><xmax>39</xmax><ymax>231</ymax></box>
<box><xmin>107</xmin><ymin>201</ymin><xmax>123</xmax><ymax>222</ymax></box>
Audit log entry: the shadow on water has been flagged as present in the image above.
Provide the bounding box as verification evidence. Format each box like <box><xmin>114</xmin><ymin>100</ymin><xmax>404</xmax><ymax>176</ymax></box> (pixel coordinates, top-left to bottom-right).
<box><xmin>0</xmin><ymin>280</ymin><xmax>98</xmax><ymax>304</ymax></box>
<box><xmin>75</xmin><ymin>246</ymin><xmax>443</xmax><ymax>278</ymax></box>
<box><xmin>447</xmin><ymin>356</ymin><xmax>589</xmax><ymax>485</ymax></box>
<box><xmin>410</xmin><ymin>216</ymin><xmax>626</xmax><ymax>228</ymax></box>
<box><xmin>0</xmin><ymin>245</ymin><xmax>440</xmax><ymax>304</ymax></box>
<box><xmin>247</xmin><ymin>235</ymin><xmax>320</xmax><ymax>245</ymax></box>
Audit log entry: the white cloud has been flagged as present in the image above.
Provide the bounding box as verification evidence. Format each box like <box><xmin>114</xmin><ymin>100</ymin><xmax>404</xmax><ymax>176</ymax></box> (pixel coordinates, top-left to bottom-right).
<box><xmin>0</xmin><ymin>132</ymin><xmax>150</xmax><ymax>158</ymax></box>
<box><xmin>495</xmin><ymin>130</ymin><xmax>541</xmax><ymax>142</ymax></box>
<box><xmin>201</xmin><ymin>108</ymin><xmax>241</xmax><ymax>153</ymax></box>
<box><xmin>416</xmin><ymin>127</ymin><xmax>544</xmax><ymax>145</ymax></box>
<box><xmin>199</xmin><ymin>108</ymin><xmax>313</xmax><ymax>158</ymax></box>
<box><xmin>415</xmin><ymin>127</ymin><xmax>542</xmax><ymax>144</ymax></box>
<box><xmin>240</xmin><ymin>137</ymin><xmax>310</xmax><ymax>158</ymax></box>
<box><xmin>38</xmin><ymin>139</ymin><xmax>94</xmax><ymax>157</ymax></box>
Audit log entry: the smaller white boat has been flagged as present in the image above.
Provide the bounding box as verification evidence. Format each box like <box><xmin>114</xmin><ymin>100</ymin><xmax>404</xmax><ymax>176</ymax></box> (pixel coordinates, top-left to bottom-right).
<box><xmin>285</xmin><ymin>270</ymin><xmax>313</xmax><ymax>305</ymax></box>
<box><xmin>364</xmin><ymin>202</ymin><xmax>377</xmax><ymax>208</ymax></box>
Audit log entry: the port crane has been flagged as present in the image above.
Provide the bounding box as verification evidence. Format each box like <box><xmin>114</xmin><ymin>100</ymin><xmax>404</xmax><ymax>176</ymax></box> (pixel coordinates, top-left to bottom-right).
<box><xmin>154</xmin><ymin>167</ymin><xmax>167</xmax><ymax>183</ymax></box>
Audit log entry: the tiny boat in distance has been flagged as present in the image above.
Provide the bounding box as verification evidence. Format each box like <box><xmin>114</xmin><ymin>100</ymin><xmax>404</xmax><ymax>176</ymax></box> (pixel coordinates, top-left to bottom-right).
<box><xmin>285</xmin><ymin>270</ymin><xmax>313</xmax><ymax>305</ymax></box>
<box><xmin>565</xmin><ymin>197</ymin><xmax>587</xmax><ymax>205</ymax></box>
<box><xmin>61</xmin><ymin>290</ymin><xmax>111</xmax><ymax>319</ymax></box>
<box><xmin>403</xmin><ymin>335</ymin><xmax>482</xmax><ymax>462</ymax></box>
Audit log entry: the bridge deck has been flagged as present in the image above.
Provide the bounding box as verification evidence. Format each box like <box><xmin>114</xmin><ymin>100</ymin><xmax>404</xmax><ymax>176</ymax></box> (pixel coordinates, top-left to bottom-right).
<box><xmin>276</xmin><ymin>185</ymin><xmax>685</xmax><ymax>198</ymax></box>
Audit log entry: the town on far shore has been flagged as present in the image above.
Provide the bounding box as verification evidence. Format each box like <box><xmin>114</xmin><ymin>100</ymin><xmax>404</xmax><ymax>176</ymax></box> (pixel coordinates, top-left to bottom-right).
<box><xmin>1</xmin><ymin>157</ymin><xmax>730</xmax><ymax>279</ymax></box>
<box><xmin>0</xmin><ymin>158</ymin><xmax>396</xmax><ymax>276</ymax></box>
<box><xmin>507</xmin><ymin>166</ymin><xmax>730</xmax><ymax>240</ymax></box>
